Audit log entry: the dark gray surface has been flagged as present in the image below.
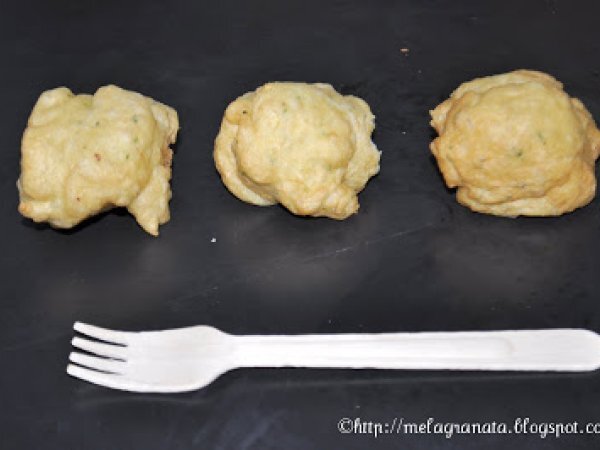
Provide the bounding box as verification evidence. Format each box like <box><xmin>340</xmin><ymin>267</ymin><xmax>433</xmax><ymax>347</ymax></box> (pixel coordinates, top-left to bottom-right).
<box><xmin>2</xmin><ymin>0</ymin><xmax>600</xmax><ymax>448</ymax></box>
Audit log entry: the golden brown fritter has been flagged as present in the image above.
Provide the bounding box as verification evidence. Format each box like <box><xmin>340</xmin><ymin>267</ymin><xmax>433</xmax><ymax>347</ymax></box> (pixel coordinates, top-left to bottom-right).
<box><xmin>18</xmin><ymin>85</ymin><xmax>179</xmax><ymax>235</ymax></box>
<box><xmin>430</xmin><ymin>70</ymin><xmax>600</xmax><ymax>216</ymax></box>
<box><xmin>214</xmin><ymin>82</ymin><xmax>380</xmax><ymax>219</ymax></box>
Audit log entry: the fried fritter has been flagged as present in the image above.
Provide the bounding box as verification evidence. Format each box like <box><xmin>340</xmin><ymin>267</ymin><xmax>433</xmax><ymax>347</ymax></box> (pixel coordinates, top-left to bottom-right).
<box><xmin>214</xmin><ymin>82</ymin><xmax>380</xmax><ymax>219</ymax></box>
<box><xmin>18</xmin><ymin>85</ymin><xmax>179</xmax><ymax>235</ymax></box>
<box><xmin>430</xmin><ymin>70</ymin><xmax>600</xmax><ymax>216</ymax></box>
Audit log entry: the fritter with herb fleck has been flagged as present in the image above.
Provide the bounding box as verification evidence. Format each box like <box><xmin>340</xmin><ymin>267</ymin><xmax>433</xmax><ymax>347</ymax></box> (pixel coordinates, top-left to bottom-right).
<box><xmin>430</xmin><ymin>70</ymin><xmax>600</xmax><ymax>216</ymax></box>
<box><xmin>17</xmin><ymin>85</ymin><xmax>179</xmax><ymax>235</ymax></box>
<box><xmin>214</xmin><ymin>82</ymin><xmax>380</xmax><ymax>219</ymax></box>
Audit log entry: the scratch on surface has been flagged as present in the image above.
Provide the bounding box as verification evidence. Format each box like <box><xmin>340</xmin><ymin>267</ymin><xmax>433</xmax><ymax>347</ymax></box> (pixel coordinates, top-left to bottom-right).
<box><xmin>238</xmin><ymin>411</ymin><xmax>284</xmax><ymax>450</ymax></box>
<box><xmin>298</xmin><ymin>222</ymin><xmax>436</xmax><ymax>263</ymax></box>
<box><xmin>190</xmin><ymin>406</ymin><xmax>283</xmax><ymax>447</ymax></box>
<box><xmin>298</xmin><ymin>245</ymin><xmax>358</xmax><ymax>263</ymax></box>
<box><xmin>365</xmin><ymin>222</ymin><xmax>436</xmax><ymax>246</ymax></box>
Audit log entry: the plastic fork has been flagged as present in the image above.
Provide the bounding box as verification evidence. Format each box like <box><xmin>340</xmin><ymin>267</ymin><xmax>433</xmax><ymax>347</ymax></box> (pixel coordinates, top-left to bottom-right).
<box><xmin>67</xmin><ymin>322</ymin><xmax>600</xmax><ymax>393</ymax></box>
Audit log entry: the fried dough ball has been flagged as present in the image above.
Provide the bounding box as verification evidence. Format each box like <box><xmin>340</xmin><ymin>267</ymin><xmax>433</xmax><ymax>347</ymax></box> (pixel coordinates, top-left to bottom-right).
<box><xmin>430</xmin><ymin>70</ymin><xmax>600</xmax><ymax>216</ymax></box>
<box><xmin>18</xmin><ymin>85</ymin><xmax>179</xmax><ymax>235</ymax></box>
<box><xmin>214</xmin><ymin>82</ymin><xmax>380</xmax><ymax>219</ymax></box>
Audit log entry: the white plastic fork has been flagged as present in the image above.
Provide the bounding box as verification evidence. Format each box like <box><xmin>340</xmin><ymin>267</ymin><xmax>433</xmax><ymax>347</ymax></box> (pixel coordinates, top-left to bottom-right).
<box><xmin>67</xmin><ymin>322</ymin><xmax>600</xmax><ymax>393</ymax></box>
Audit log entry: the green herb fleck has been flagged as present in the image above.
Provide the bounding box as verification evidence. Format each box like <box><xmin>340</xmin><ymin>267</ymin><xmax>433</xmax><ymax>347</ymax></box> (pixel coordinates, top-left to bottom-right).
<box><xmin>132</xmin><ymin>115</ymin><xmax>139</xmax><ymax>123</ymax></box>
<box><xmin>125</xmin><ymin>154</ymin><xmax>130</xmax><ymax>160</ymax></box>
<box><xmin>133</xmin><ymin>136</ymin><xmax>139</xmax><ymax>144</ymax></box>
<box><xmin>536</xmin><ymin>131</ymin><xmax>546</xmax><ymax>144</ymax></box>
<box><xmin>513</xmin><ymin>147</ymin><xmax>524</xmax><ymax>158</ymax></box>
<box><xmin>95</xmin><ymin>121</ymin><xmax>100</xmax><ymax>127</ymax></box>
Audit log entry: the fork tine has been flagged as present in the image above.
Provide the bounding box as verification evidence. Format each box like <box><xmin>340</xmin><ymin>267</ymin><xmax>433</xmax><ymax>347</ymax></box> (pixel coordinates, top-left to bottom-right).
<box><xmin>67</xmin><ymin>364</ymin><xmax>165</xmax><ymax>393</ymax></box>
<box><xmin>72</xmin><ymin>337</ymin><xmax>128</xmax><ymax>359</ymax></box>
<box><xmin>69</xmin><ymin>352</ymin><xmax>125</xmax><ymax>374</ymax></box>
<box><xmin>67</xmin><ymin>364</ymin><xmax>130</xmax><ymax>390</ymax></box>
<box><xmin>74</xmin><ymin>322</ymin><xmax>130</xmax><ymax>345</ymax></box>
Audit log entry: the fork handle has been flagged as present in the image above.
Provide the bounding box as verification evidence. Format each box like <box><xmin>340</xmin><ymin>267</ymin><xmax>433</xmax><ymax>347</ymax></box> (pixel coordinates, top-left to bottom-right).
<box><xmin>233</xmin><ymin>329</ymin><xmax>600</xmax><ymax>372</ymax></box>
